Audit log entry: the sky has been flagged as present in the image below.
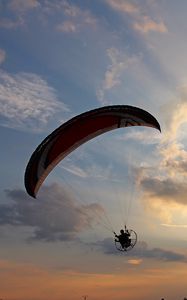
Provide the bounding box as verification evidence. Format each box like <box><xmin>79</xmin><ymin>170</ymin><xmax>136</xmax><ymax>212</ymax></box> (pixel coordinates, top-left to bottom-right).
<box><xmin>0</xmin><ymin>0</ymin><xmax>187</xmax><ymax>299</ymax></box>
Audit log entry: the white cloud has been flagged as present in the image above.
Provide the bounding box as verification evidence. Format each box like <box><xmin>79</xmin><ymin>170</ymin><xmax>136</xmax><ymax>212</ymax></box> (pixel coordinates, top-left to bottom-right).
<box><xmin>159</xmin><ymin>142</ymin><xmax>187</xmax><ymax>178</ymax></box>
<box><xmin>61</xmin><ymin>161</ymin><xmax>114</xmax><ymax>181</ymax></box>
<box><xmin>0</xmin><ymin>70</ymin><xmax>68</xmax><ymax>132</ymax></box>
<box><xmin>61</xmin><ymin>164</ymin><xmax>88</xmax><ymax>178</ymax></box>
<box><xmin>158</xmin><ymin>89</ymin><xmax>187</xmax><ymax>177</ymax></box>
<box><xmin>117</xmin><ymin>128</ymin><xmax>161</xmax><ymax>144</ymax></box>
<box><xmin>161</xmin><ymin>90</ymin><xmax>187</xmax><ymax>142</ymax></box>
<box><xmin>0</xmin><ymin>49</ymin><xmax>6</xmax><ymax>64</ymax></box>
<box><xmin>97</xmin><ymin>47</ymin><xmax>138</xmax><ymax>104</ymax></box>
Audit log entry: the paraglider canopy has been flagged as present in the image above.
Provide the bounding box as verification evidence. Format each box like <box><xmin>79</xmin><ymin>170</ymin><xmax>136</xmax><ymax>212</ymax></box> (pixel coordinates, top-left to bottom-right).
<box><xmin>24</xmin><ymin>105</ymin><xmax>161</xmax><ymax>198</ymax></box>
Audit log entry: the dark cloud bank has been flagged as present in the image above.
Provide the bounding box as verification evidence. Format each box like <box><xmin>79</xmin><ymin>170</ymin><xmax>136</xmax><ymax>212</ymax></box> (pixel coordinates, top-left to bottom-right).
<box><xmin>140</xmin><ymin>176</ymin><xmax>187</xmax><ymax>206</ymax></box>
<box><xmin>2</xmin><ymin>183</ymin><xmax>103</xmax><ymax>242</ymax></box>
<box><xmin>1</xmin><ymin>183</ymin><xmax>186</xmax><ymax>263</ymax></box>
<box><xmin>97</xmin><ymin>238</ymin><xmax>187</xmax><ymax>263</ymax></box>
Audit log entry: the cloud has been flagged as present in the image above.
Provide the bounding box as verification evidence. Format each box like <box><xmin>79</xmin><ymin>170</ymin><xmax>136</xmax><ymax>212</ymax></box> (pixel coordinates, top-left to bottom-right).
<box><xmin>43</xmin><ymin>0</ymin><xmax>80</xmax><ymax>16</ymax></box>
<box><xmin>62</xmin><ymin>1</ymin><xmax>81</xmax><ymax>17</ymax></box>
<box><xmin>97</xmin><ymin>47</ymin><xmax>138</xmax><ymax>104</ymax></box>
<box><xmin>161</xmin><ymin>91</ymin><xmax>187</xmax><ymax>142</ymax></box>
<box><xmin>1</xmin><ymin>0</ymin><xmax>97</xmax><ymax>32</ymax></box>
<box><xmin>0</xmin><ymin>18</ymin><xmax>23</xmax><ymax>29</ymax></box>
<box><xmin>133</xmin><ymin>17</ymin><xmax>168</xmax><ymax>34</ymax></box>
<box><xmin>117</xmin><ymin>128</ymin><xmax>161</xmax><ymax>144</ymax></box>
<box><xmin>136</xmin><ymin>242</ymin><xmax>187</xmax><ymax>262</ymax></box>
<box><xmin>135</xmin><ymin>88</ymin><xmax>187</xmax><ymax>222</ymax></box>
<box><xmin>8</xmin><ymin>0</ymin><xmax>40</xmax><ymax>13</ymax></box>
<box><xmin>98</xmin><ymin>238</ymin><xmax>187</xmax><ymax>262</ymax></box>
<box><xmin>61</xmin><ymin>161</ymin><xmax>114</xmax><ymax>181</ymax></box>
<box><xmin>2</xmin><ymin>183</ymin><xmax>104</xmax><ymax>242</ymax></box>
<box><xmin>159</xmin><ymin>142</ymin><xmax>187</xmax><ymax>177</ymax></box>
<box><xmin>137</xmin><ymin>174</ymin><xmax>187</xmax><ymax>223</ymax></box>
<box><xmin>140</xmin><ymin>177</ymin><xmax>187</xmax><ymax>206</ymax></box>
<box><xmin>0</xmin><ymin>49</ymin><xmax>6</xmax><ymax>64</ymax></box>
<box><xmin>55</xmin><ymin>1</ymin><xmax>97</xmax><ymax>33</ymax></box>
<box><xmin>63</xmin><ymin>0</ymin><xmax>97</xmax><ymax>26</ymax></box>
<box><xmin>158</xmin><ymin>90</ymin><xmax>187</xmax><ymax>178</ymax></box>
<box><xmin>127</xmin><ymin>259</ymin><xmax>142</xmax><ymax>265</ymax></box>
<box><xmin>161</xmin><ymin>223</ymin><xmax>187</xmax><ymax>228</ymax></box>
<box><xmin>106</xmin><ymin>0</ymin><xmax>139</xmax><ymax>14</ymax></box>
<box><xmin>56</xmin><ymin>20</ymin><xmax>77</xmax><ymax>33</ymax></box>
<box><xmin>61</xmin><ymin>164</ymin><xmax>88</xmax><ymax>178</ymax></box>
<box><xmin>105</xmin><ymin>0</ymin><xmax>168</xmax><ymax>34</ymax></box>
<box><xmin>0</xmin><ymin>70</ymin><xmax>68</xmax><ymax>132</ymax></box>
<box><xmin>43</xmin><ymin>0</ymin><xmax>97</xmax><ymax>33</ymax></box>
<box><xmin>0</xmin><ymin>0</ymin><xmax>40</xmax><ymax>29</ymax></box>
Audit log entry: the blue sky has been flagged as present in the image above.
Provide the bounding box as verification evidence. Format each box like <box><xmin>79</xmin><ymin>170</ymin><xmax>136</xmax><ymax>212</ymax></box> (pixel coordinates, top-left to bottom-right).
<box><xmin>1</xmin><ymin>1</ymin><xmax>187</xmax><ymax>299</ymax></box>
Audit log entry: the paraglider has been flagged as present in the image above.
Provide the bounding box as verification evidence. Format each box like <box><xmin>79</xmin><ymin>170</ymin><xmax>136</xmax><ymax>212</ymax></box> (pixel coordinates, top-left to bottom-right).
<box><xmin>114</xmin><ymin>226</ymin><xmax>137</xmax><ymax>251</ymax></box>
<box><xmin>24</xmin><ymin>105</ymin><xmax>161</xmax><ymax>252</ymax></box>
